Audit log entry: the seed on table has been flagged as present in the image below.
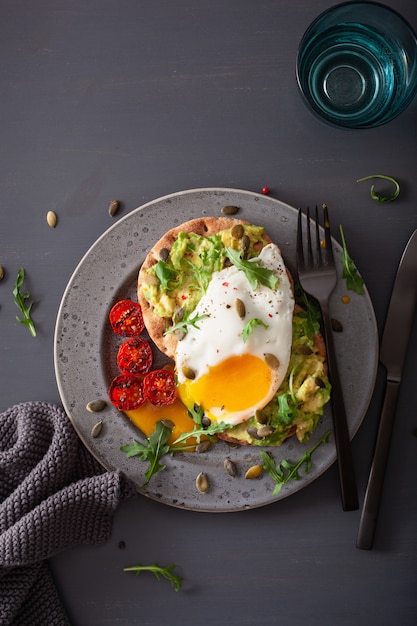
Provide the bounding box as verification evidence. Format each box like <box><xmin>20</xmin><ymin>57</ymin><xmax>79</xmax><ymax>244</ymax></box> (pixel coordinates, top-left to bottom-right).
<box><xmin>108</xmin><ymin>199</ymin><xmax>120</xmax><ymax>217</ymax></box>
<box><xmin>46</xmin><ymin>210</ymin><xmax>57</xmax><ymax>228</ymax></box>
<box><xmin>0</xmin><ymin>265</ymin><xmax>4</xmax><ymax>281</ymax></box>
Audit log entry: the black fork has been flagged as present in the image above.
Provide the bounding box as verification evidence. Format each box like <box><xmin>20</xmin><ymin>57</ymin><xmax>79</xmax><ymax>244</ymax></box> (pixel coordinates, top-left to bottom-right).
<box><xmin>297</xmin><ymin>205</ymin><xmax>358</xmax><ymax>511</ymax></box>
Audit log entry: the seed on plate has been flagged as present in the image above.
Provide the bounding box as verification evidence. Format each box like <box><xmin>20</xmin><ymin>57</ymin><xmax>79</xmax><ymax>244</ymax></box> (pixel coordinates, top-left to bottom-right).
<box><xmin>245</xmin><ymin>464</ymin><xmax>263</xmax><ymax>480</ymax></box>
<box><xmin>331</xmin><ymin>318</ymin><xmax>343</xmax><ymax>332</ymax></box>
<box><xmin>296</xmin><ymin>345</ymin><xmax>313</xmax><ymax>355</ymax></box>
<box><xmin>196</xmin><ymin>440</ymin><xmax>211</xmax><ymax>453</ymax></box>
<box><xmin>221</xmin><ymin>205</ymin><xmax>239</xmax><ymax>215</ymax></box>
<box><xmin>255</xmin><ymin>409</ymin><xmax>268</xmax><ymax>425</ymax></box>
<box><xmin>0</xmin><ymin>265</ymin><xmax>4</xmax><ymax>281</ymax></box>
<box><xmin>91</xmin><ymin>420</ymin><xmax>103</xmax><ymax>438</ymax></box>
<box><xmin>161</xmin><ymin>418</ymin><xmax>175</xmax><ymax>430</ymax></box>
<box><xmin>159</xmin><ymin>247</ymin><xmax>170</xmax><ymax>262</ymax></box>
<box><xmin>264</xmin><ymin>353</ymin><xmax>280</xmax><ymax>370</ymax></box>
<box><xmin>196</xmin><ymin>472</ymin><xmax>209</xmax><ymax>493</ymax></box>
<box><xmin>46</xmin><ymin>210</ymin><xmax>57</xmax><ymax>228</ymax></box>
<box><xmin>86</xmin><ymin>399</ymin><xmax>107</xmax><ymax>412</ymax></box>
<box><xmin>224</xmin><ymin>458</ymin><xmax>238</xmax><ymax>477</ymax></box>
<box><xmin>246</xmin><ymin>426</ymin><xmax>263</xmax><ymax>440</ymax></box>
<box><xmin>182</xmin><ymin>365</ymin><xmax>196</xmax><ymax>380</ymax></box>
<box><xmin>108</xmin><ymin>200</ymin><xmax>120</xmax><ymax>217</ymax></box>
<box><xmin>234</xmin><ymin>298</ymin><xmax>246</xmax><ymax>319</ymax></box>
<box><xmin>256</xmin><ymin>425</ymin><xmax>275</xmax><ymax>438</ymax></box>
<box><xmin>231</xmin><ymin>223</ymin><xmax>244</xmax><ymax>239</ymax></box>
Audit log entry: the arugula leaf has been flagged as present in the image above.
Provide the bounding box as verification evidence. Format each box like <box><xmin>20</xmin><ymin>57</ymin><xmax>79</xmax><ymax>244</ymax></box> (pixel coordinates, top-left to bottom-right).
<box><xmin>339</xmin><ymin>226</ymin><xmax>365</xmax><ymax>295</ymax></box>
<box><xmin>124</xmin><ymin>564</ymin><xmax>182</xmax><ymax>592</ymax></box>
<box><xmin>242</xmin><ymin>318</ymin><xmax>269</xmax><ymax>343</ymax></box>
<box><xmin>224</xmin><ymin>247</ymin><xmax>278</xmax><ymax>290</ymax></box>
<box><xmin>172</xmin><ymin>420</ymin><xmax>232</xmax><ymax>447</ymax></box>
<box><xmin>120</xmin><ymin>421</ymin><xmax>172</xmax><ymax>486</ymax></box>
<box><xmin>164</xmin><ymin>309</ymin><xmax>209</xmax><ymax>336</ymax></box>
<box><xmin>13</xmin><ymin>268</ymin><xmax>37</xmax><ymax>337</ymax></box>
<box><xmin>357</xmin><ymin>174</ymin><xmax>400</xmax><ymax>203</ymax></box>
<box><xmin>154</xmin><ymin>260</ymin><xmax>181</xmax><ymax>291</ymax></box>
<box><xmin>260</xmin><ymin>430</ymin><xmax>331</xmax><ymax>495</ymax></box>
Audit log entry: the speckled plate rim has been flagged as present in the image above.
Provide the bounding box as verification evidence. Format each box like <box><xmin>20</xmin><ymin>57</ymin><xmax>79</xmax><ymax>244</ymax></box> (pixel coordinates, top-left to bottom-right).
<box><xmin>54</xmin><ymin>187</ymin><xmax>378</xmax><ymax>512</ymax></box>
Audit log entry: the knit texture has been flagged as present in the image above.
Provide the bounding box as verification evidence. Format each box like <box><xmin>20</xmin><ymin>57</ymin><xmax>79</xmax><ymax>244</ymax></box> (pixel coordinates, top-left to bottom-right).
<box><xmin>0</xmin><ymin>402</ymin><xmax>136</xmax><ymax>626</ymax></box>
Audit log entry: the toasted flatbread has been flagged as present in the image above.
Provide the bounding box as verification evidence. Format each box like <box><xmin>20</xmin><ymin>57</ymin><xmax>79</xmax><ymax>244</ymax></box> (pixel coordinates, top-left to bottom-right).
<box><xmin>137</xmin><ymin>216</ymin><xmax>271</xmax><ymax>358</ymax></box>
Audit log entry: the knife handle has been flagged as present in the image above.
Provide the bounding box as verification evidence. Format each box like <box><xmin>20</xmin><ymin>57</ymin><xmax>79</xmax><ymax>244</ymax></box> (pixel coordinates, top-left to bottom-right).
<box><xmin>356</xmin><ymin>379</ymin><xmax>400</xmax><ymax>550</ymax></box>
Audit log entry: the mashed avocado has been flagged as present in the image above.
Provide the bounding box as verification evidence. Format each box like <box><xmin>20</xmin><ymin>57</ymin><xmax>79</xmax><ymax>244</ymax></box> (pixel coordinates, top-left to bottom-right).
<box><xmin>222</xmin><ymin>310</ymin><xmax>331</xmax><ymax>445</ymax></box>
<box><xmin>141</xmin><ymin>224</ymin><xmax>267</xmax><ymax>320</ymax></box>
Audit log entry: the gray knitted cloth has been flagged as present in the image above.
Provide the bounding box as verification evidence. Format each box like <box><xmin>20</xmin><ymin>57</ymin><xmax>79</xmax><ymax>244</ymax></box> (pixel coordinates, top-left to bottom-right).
<box><xmin>0</xmin><ymin>402</ymin><xmax>135</xmax><ymax>626</ymax></box>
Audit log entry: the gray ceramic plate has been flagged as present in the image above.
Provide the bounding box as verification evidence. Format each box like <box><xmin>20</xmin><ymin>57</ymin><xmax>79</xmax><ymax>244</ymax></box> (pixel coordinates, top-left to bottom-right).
<box><xmin>54</xmin><ymin>188</ymin><xmax>378</xmax><ymax>512</ymax></box>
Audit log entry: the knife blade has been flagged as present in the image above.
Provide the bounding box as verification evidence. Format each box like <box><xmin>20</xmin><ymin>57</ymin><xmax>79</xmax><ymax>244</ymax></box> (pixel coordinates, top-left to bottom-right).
<box><xmin>357</xmin><ymin>229</ymin><xmax>417</xmax><ymax>550</ymax></box>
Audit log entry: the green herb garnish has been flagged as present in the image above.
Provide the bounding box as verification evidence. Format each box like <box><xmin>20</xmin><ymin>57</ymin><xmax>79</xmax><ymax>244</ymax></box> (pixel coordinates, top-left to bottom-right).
<box><xmin>242</xmin><ymin>318</ymin><xmax>269</xmax><ymax>343</ymax></box>
<box><xmin>357</xmin><ymin>174</ymin><xmax>400</xmax><ymax>203</ymax></box>
<box><xmin>172</xmin><ymin>420</ymin><xmax>232</xmax><ymax>447</ymax></box>
<box><xmin>154</xmin><ymin>260</ymin><xmax>181</xmax><ymax>291</ymax></box>
<box><xmin>124</xmin><ymin>564</ymin><xmax>182</xmax><ymax>592</ymax></box>
<box><xmin>164</xmin><ymin>309</ymin><xmax>209</xmax><ymax>336</ymax></box>
<box><xmin>224</xmin><ymin>247</ymin><xmax>278</xmax><ymax>290</ymax></box>
<box><xmin>260</xmin><ymin>430</ymin><xmax>331</xmax><ymax>495</ymax></box>
<box><xmin>339</xmin><ymin>225</ymin><xmax>365</xmax><ymax>295</ymax></box>
<box><xmin>120</xmin><ymin>421</ymin><xmax>172</xmax><ymax>486</ymax></box>
<box><xmin>13</xmin><ymin>268</ymin><xmax>37</xmax><ymax>337</ymax></box>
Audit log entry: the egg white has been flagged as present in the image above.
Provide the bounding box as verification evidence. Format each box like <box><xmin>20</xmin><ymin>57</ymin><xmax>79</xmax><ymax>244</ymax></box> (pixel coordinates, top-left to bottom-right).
<box><xmin>175</xmin><ymin>243</ymin><xmax>294</xmax><ymax>425</ymax></box>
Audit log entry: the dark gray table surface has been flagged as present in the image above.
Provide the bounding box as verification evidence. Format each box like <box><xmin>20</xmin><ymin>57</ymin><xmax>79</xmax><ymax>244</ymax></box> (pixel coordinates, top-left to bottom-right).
<box><xmin>1</xmin><ymin>1</ymin><xmax>416</xmax><ymax>624</ymax></box>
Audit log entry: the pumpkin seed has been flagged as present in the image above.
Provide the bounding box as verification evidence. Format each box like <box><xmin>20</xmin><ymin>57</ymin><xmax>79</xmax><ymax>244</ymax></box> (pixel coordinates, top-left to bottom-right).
<box><xmin>46</xmin><ymin>210</ymin><xmax>57</xmax><ymax>228</ymax></box>
<box><xmin>224</xmin><ymin>458</ymin><xmax>238</xmax><ymax>477</ymax></box>
<box><xmin>234</xmin><ymin>298</ymin><xmax>246</xmax><ymax>319</ymax></box>
<box><xmin>196</xmin><ymin>440</ymin><xmax>211</xmax><ymax>453</ymax></box>
<box><xmin>255</xmin><ymin>409</ymin><xmax>268</xmax><ymax>425</ymax></box>
<box><xmin>196</xmin><ymin>472</ymin><xmax>209</xmax><ymax>493</ymax></box>
<box><xmin>161</xmin><ymin>418</ymin><xmax>175</xmax><ymax>430</ymax></box>
<box><xmin>296</xmin><ymin>345</ymin><xmax>313</xmax><ymax>355</ymax></box>
<box><xmin>108</xmin><ymin>200</ymin><xmax>120</xmax><ymax>217</ymax></box>
<box><xmin>221</xmin><ymin>205</ymin><xmax>239</xmax><ymax>215</ymax></box>
<box><xmin>331</xmin><ymin>318</ymin><xmax>343</xmax><ymax>332</ymax></box>
<box><xmin>0</xmin><ymin>265</ymin><xmax>4</xmax><ymax>281</ymax></box>
<box><xmin>245</xmin><ymin>464</ymin><xmax>263</xmax><ymax>479</ymax></box>
<box><xmin>86</xmin><ymin>399</ymin><xmax>107</xmax><ymax>413</ymax></box>
<box><xmin>256</xmin><ymin>425</ymin><xmax>275</xmax><ymax>438</ymax></box>
<box><xmin>159</xmin><ymin>247</ymin><xmax>170</xmax><ymax>261</ymax></box>
<box><xmin>201</xmin><ymin>415</ymin><xmax>211</xmax><ymax>427</ymax></box>
<box><xmin>314</xmin><ymin>377</ymin><xmax>325</xmax><ymax>388</ymax></box>
<box><xmin>241</xmin><ymin>234</ymin><xmax>250</xmax><ymax>254</ymax></box>
<box><xmin>182</xmin><ymin>365</ymin><xmax>196</xmax><ymax>380</ymax></box>
<box><xmin>246</xmin><ymin>426</ymin><xmax>263</xmax><ymax>441</ymax></box>
<box><xmin>264</xmin><ymin>353</ymin><xmax>280</xmax><ymax>369</ymax></box>
<box><xmin>91</xmin><ymin>420</ymin><xmax>103</xmax><ymax>438</ymax></box>
<box><xmin>231</xmin><ymin>223</ymin><xmax>244</xmax><ymax>239</ymax></box>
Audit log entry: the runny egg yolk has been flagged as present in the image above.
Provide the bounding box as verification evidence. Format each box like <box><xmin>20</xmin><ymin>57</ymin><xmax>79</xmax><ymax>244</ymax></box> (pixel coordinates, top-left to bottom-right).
<box><xmin>126</xmin><ymin>400</ymin><xmax>195</xmax><ymax>446</ymax></box>
<box><xmin>178</xmin><ymin>353</ymin><xmax>273</xmax><ymax>425</ymax></box>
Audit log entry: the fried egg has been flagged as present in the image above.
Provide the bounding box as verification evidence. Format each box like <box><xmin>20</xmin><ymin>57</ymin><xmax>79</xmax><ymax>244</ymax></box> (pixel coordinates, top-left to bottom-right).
<box><xmin>176</xmin><ymin>243</ymin><xmax>294</xmax><ymax>426</ymax></box>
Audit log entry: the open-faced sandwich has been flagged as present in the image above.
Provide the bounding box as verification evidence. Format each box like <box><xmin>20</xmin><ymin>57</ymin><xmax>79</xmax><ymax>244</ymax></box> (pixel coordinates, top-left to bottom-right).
<box><xmin>136</xmin><ymin>216</ymin><xmax>331</xmax><ymax>446</ymax></box>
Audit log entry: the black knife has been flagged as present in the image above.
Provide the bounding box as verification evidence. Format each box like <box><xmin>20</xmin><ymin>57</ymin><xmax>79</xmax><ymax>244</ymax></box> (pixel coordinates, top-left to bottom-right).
<box><xmin>357</xmin><ymin>229</ymin><xmax>417</xmax><ymax>550</ymax></box>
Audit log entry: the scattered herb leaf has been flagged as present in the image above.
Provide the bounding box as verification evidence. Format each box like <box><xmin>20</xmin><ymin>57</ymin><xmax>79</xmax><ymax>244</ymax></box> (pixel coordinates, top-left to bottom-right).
<box><xmin>124</xmin><ymin>564</ymin><xmax>182</xmax><ymax>592</ymax></box>
<box><xmin>242</xmin><ymin>318</ymin><xmax>269</xmax><ymax>343</ymax></box>
<box><xmin>339</xmin><ymin>226</ymin><xmax>365</xmax><ymax>295</ymax></box>
<box><xmin>120</xmin><ymin>421</ymin><xmax>172</xmax><ymax>486</ymax></box>
<box><xmin>164</xmin><ymin>309</ymin><xmax>209</xmax><ymax>336</ymax></box>
<box><xmin>357</xmin><ymin>175</ymin><xmax>400</xmax><ymax>203</ymax></box>
<box><xmin>13</xmin><ymin>268</ymin><xmax>37</xmax><ymax>337</ymax></box>
<box><xmin>154</xmin><ymin>260</ymin><xmax>181</xmax><ymax>291</ymax></box>
<box><xmin>172</xmin><ymin>420</ymin><xmax>232</xmax><ymax>447</ymax></box>
<box><xmin>224</xmin><ymin>247</ymin><xmax>278</xmax><ymax>290</ymax></box>
<box><xmin>260</xmin><ymin>430</ymin><xmax>331</xmax><ymax>495</ymax></box>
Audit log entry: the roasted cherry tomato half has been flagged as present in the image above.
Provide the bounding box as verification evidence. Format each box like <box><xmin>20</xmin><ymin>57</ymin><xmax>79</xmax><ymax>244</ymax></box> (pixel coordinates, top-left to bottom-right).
<box><xmin>109</xmin><ymin>299</ymin><xmax>145</xmax><ymax>337</ymax></box>
<box><xmin>143</xmin><ymin>369</ymin><xmax>178</xmax><ymax>406</ymax></box>
<box><xmin>108</xmin><ymin>374</ymin><xmax>145</xmax><ymax>410</ymax></box>
<box><xmin>117</xmin><ymin>338</ymin><xmax>153</xmax><ymax>375</ymax></box>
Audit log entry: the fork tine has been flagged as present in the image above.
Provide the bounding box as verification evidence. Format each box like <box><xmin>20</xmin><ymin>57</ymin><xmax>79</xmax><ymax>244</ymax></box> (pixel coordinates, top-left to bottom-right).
<box><xmin>297</xmin><ymin>208</ymin><xmax>304</xmax><ymax>267</ymax></box>
<box><xmin>306</xmin><ymin>207</ymin><xmax>313</xmax><ymax>267</ymax></box>
<box><xmin>314</xmin><ymin>205</ymin><xmax>322</xmax><ymax>265</ymax></box>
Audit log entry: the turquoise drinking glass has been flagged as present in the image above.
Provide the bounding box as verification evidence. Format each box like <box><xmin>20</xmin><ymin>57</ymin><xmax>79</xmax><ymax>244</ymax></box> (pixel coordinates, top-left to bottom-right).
<box><xmin>296</xmin><ymin>1</ymin><xmax>417</xmax><ymax>128</ymax></box>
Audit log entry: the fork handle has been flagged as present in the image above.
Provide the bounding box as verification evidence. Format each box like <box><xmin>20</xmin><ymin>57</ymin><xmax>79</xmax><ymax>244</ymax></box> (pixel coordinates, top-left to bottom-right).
<box><xmin>321</xmin><ymin>301</ymin><xmax>359</xmax><ymax>511</ymax></box>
